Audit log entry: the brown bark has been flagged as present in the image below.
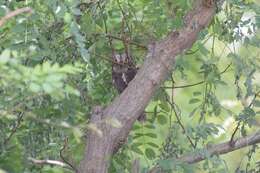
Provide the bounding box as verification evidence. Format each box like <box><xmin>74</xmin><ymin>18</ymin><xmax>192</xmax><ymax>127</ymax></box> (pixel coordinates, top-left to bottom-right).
<box><xmin>79</xmin><ymin>1</ymin><xmax>221</xmax><ymax>173</ymax></box>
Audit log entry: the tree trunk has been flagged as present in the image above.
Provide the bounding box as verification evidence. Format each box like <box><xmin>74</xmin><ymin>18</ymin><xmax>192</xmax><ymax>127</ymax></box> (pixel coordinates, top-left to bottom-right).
<box><xmin>78</xmin><ymin>1</ymin><xmax>221</xmax><ymax>172</ymax></box>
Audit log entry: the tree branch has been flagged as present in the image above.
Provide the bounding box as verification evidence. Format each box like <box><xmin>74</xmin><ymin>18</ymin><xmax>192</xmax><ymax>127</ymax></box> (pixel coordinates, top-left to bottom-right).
<box><xmin>163</xmin><ymin>62</ymin><xmax>232</xmax><ymax>89</ymax></box>
<box><xmin>4</xmin><ymin>112</ymin><xmax>24</xmax><ymax>145</ymax></box>
<box><xmin>0</xmin><ymin>7</ymin><xmax>32</xmax><ymax>27</ymax></box>
<box><xmin>149</xmin><ymin>131</ymin><xmax>260</xmax><ymax>173</ymax></box>
<box><xmin>181</xmin><ymin>131</ymin><xmax>260</xmax><ymax>163</ymax></box>
<box><xmin>28</xmin><ymin>157</ymin><xmax>73</xmax><ymax>170</ymax></box>
<box><xmin>60</xmin><ymin>137</ymin><xmax>79</xmax><ymax>173</ymax></box>
<box><xmin>165</xmin><ymin>96</ymin><xmax>196</xmax><ymax>148</ymax></box>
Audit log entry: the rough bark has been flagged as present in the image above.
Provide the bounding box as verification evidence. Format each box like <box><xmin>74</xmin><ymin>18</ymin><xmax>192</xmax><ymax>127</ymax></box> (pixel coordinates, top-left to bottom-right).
<box><xmin>78</xmin><ymin>1</ymin><xmax>221</xmax><ymax>173</ymax></box>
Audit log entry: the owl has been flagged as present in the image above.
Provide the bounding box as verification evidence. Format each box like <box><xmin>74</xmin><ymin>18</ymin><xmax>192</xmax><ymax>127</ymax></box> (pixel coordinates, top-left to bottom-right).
<box><xmin>112</xmin><ymin>53</ymin><xmax>137</xmax><ymax>93</ymax></box>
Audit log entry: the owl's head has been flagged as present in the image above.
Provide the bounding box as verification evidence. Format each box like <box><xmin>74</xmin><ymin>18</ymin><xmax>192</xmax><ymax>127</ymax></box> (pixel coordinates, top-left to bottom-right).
<box><xmin>113</xmin><ymin>53</ymin><xmax>129</xmax><ymax>64</ymax></box>
<box><xmin>112</xmin><ymin>53</ymin><xmax>132</xmax><ymax>73</ymax></box>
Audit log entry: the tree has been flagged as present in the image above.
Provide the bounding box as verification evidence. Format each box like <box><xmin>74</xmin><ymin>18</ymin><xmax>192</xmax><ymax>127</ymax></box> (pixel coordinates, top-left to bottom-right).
<box><xmin>0</xmin><ymin>0</ymin><xmax>260</xmax><ymax>173</ymax></box>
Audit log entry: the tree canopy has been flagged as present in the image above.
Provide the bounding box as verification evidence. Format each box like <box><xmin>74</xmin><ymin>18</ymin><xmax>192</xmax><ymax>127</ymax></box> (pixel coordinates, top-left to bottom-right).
<box><xmin>0</xmin><ymin>0</ymin><xmax>260</xmax><ymax>173</ymax></box>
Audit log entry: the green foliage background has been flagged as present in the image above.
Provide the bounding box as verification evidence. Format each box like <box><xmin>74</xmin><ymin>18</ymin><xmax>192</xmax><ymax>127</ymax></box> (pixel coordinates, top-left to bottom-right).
<box><xmin>0</xmin><ymin>0</ymin><xmax>260</xmax><ymax>172</ymax></box>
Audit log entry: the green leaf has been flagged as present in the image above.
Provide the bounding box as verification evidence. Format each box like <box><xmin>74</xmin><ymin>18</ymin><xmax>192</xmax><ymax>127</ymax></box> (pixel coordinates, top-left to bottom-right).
<box><xmin>144</xmin><ymin>133</ymin><xmax>157</xmax><ymax>138</ymax></box>
<box><xmin>132</xmin><ymin>142</ymin><xmax>143</xmax><ymax>148</ymax></box>
<box><xmin>198</xmin><ymin>43</ymin><xmax>210</xmax><ymax>56</ymax></box>
<box><xmin>253</xmin><ymin>100</ymin><xmax>260</xmax><ymax>107</ymax></box>
<box><xmin>244</xmin><ymin>107</ymin><xmax>256</xmax><ymax>117</ymax></box>
<box><xmin>72</xmin><ymin>127</ymin><xmax>83</xmax><ymax>143</ymax></box>
<box><xmin>0</xmin><ymin>6</ymin><xmax>6</xmax><ymax>17</ymax></box>
<box><xmin>157</xmin><ymin>114</ymin><xmax>168</xmax><ymax>125</ymax></box>
<box><xmin>42</xmin><ymin>83</ymin><xmax>54</xmax><ymax>93</ymax></box>
<box><xmin>144</xmin><ymin>124</ymin><xmax>156</xmax><ymax>129</ymax></box>
<box><xmin>133</xmin><ymin>133</ymin><xmax>143</xmax><ymax>139</ymax></box>
<box><xmin>145</xmin><ymin>148</ymin><xmax>156</xmax><ymax>160</ymax></box>
<box><xmin>189</xmin><ymin>107</ymin><xmax>198</xmax><ymax>117</ymax></box>
<box><xmin>146</xmin><ymin>142</ymin><xmax>159</xmax><ymax>148</ymax></box>
<box><xmin>131</xmin><ymin>146</ymin><xmax>143</xmax><ymax>155</ymax></box>
<box><xmin>193</xmin><ymin>91</ymin><xmax>202</xmax><ymax>96</ymax></box>
<box><xmin>159</xmin><ymin>102</ymin><xmax>170</xmax><ymax>112</ymax></box>
<box><xmin>158</xmin><ymin>159</ymin><xmax>174</xmax><ymax>170</ymax></box>
<box><xmin>29</xmin><ymin>83</ymin><xmax>41</xmax><ymax>92</ymax></box>
<box><xmin>189</xmin><ymin>98</ymin><xmax>200</xmax><ymax>104</ymax></box>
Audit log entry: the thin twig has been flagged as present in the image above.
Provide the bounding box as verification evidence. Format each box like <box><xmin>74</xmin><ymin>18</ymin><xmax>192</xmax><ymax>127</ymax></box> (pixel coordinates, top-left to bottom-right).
<box><xmin>230</xmin><ymin>90</ymin><xmax>260</xmax><ymax>145</ymax></box>
<box><xmin>93</xmin><ymin>52</ymin><xmax>137</xmax><ymax>69</ymax></box>
<box><xmin>4</xmin><ymin>112</ymin><xmax>24</xmax><ymax>145</ymax></box>
<box><xmin>95</xmin><ymin>33</ymin><xmax>147</xmax><ymax>49</ymax></box>
<box><xmin>172</xmin><ymin>81</ymin><xmax>205</xmax><ymax>89</ymax></box>
<box><xmin>60</xmin><ymin>137</ymin><xmax>79</xmax><ymax>173</ymax></box>
<box><xmin>185</xmin><ymin>34</ymin><xmax>213</xmax><ymax>55</ymax></box>
<box><xmin>165</xmin><ymin>96</ymin><xmax>196</xmax><ymax>149</ymax></box>
<box><xmin>229</xmin><ymin>121</ymin><xmax>241</xmax><ymax>146</ymax></box>
<box><xmin>249</xmin><ymin>90</ymin><xmax>260</xmax><ymax>108</ymax></box>
<box><xmin>164</xmin><ymin>62</ymin><xmax>232</xmax><ymax>89</ymax></box>
<box><xmin>116</xmin><ymin>0</ymin><xmax>131</xmax><ymax>35</ymax></box>
<box><xmin>170</xmin><ymin>74</ymin><xmax>174</xmax><ymax>128</ymax></box>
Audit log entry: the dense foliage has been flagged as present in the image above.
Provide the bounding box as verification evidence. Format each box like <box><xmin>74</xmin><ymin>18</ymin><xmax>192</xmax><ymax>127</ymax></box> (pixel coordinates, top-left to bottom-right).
<box><xmin>0</xmin><ymin>0</ymin><xmax>260</xmax><ymax>172</ymax></box>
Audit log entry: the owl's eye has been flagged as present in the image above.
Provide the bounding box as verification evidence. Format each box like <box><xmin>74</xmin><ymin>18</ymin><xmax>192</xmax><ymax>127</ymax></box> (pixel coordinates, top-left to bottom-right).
<box><xmin>115</xmin><ymin>54</ymin><xmax>121</xmax><ymax>63</ymax></box>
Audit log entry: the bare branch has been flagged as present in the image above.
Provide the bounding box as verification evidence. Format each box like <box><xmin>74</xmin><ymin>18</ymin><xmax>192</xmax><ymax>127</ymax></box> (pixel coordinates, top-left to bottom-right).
<box><xmin>180</xmin><ymin>131</ymin><xmax>260</xmax><ymax>163</ymax></box>
<box><xmin>165</xmin><ymin>96</ymin><xmax>196</xmax><ymax>148</ymax></box>
<box><xmin>149</xmin><ymin>131</ymin><xmax>260</xmax><ymax>173</ymax></box>
<box><xmin>60</xmin><ymin>137</ymin><xmax>79</xmax><ymax>173</ymax></box>
<box><xmin>0</xmin><ymin>7</ymin><xmax>33</xmax><ymax>27</ymax></box>
<box><xmin>4</xmin><ymin>112</ymin><xmax>24</xmax><ymax>145</ymax></box>
<box><xmin>163</xmin><ymin>62</ymin><xmax>232</xmax><ymax>89</ymax></box>
<box><xmin>28</xmin><ymin>157</ymin><xmax>73</xmax><ymax>170</ymax></box>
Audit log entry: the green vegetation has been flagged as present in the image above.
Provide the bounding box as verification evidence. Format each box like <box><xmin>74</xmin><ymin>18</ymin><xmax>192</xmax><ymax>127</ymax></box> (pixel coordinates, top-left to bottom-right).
<box><xmin>0</xmin><ymin>0</ymin><xmax>260</xmax><ymax>172</ymax></box>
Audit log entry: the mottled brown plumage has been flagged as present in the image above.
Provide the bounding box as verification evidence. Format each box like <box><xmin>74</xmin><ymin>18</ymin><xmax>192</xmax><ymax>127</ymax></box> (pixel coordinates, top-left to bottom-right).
<box><xmin>112</xmin><ymin>53</ymin><xmax>137</xmax><ymax>93</ymax></box>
